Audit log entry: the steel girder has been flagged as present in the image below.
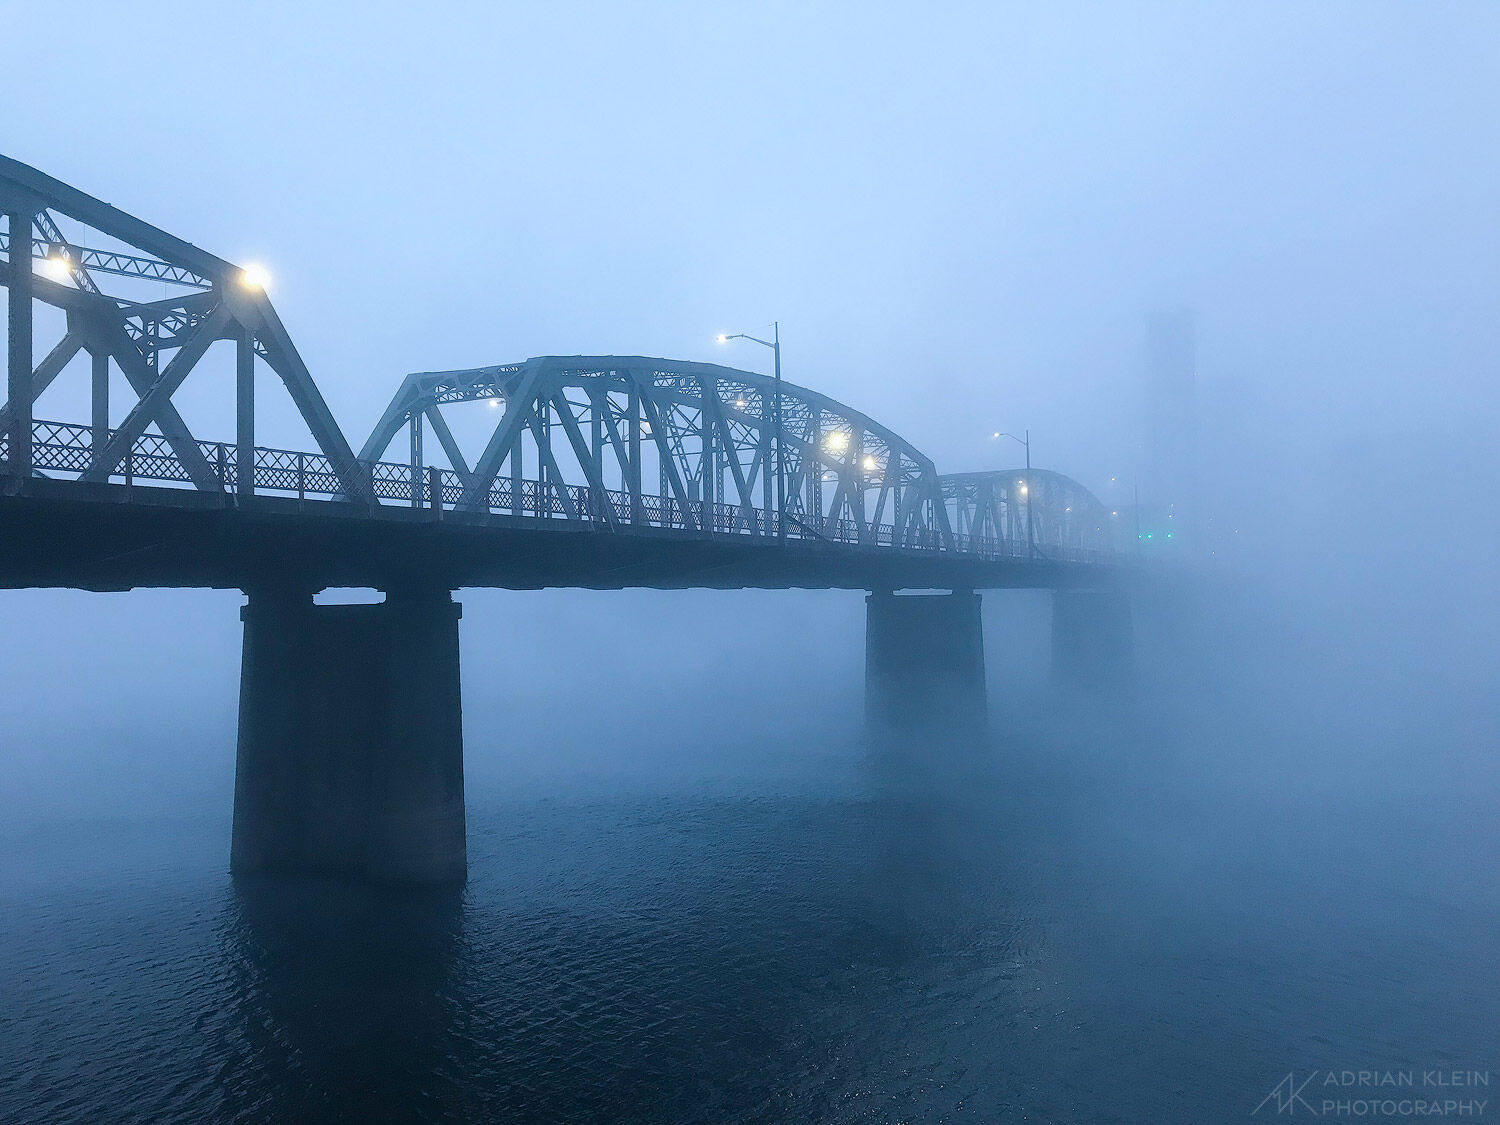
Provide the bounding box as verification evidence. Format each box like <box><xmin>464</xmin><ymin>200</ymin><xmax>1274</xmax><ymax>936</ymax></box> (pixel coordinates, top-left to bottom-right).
<box><xmin>940</xmin><ymin>468</ymin><xmax>1112</xmax><ymax>555</ymax></box>
<box><xmin>0</xmin><ymin>154</ymin><xmax>371</xmax><ymax>501</ymax></box>
<box><xmin>361</xmin><ymin>356</ymin><xmax>954</xmax><ymax>547</ymax></box>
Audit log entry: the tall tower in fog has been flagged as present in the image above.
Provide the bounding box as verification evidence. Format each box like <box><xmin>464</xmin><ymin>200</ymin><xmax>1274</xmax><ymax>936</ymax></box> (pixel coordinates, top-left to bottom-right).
<box><xmin>1142</xmin><ymin>310</ymin><xmax>1198</xmax><ymax>542</ymax></box>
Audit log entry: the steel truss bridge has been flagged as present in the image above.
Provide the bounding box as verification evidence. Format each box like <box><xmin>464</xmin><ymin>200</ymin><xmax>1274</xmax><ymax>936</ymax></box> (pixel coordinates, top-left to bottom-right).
<box><xmin>0</xmin><ymin>155</ymin><xmax>1132</xmax><ymax>884</ymax></box>
<box><xmin>0</xmin><ymin>154</ymin><xmax>1120</xmax><ymax>591</ymax></box>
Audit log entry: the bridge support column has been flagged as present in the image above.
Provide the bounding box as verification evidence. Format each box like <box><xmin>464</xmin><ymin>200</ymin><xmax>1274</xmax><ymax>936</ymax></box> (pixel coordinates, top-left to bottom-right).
<box><xmin>1051</xmin><ymin>588</ymin><xmax>1134</xmax><ymax>690</ymax></box>
<box><xmin>231</xmin><ymin>587</ymin><xmax>466</xmax><ymax>884</ymax></box>
<box><xmin>7</xmin><ymin>207</ymin><xmax>35</xmax><ymax>481</ymax></box>
<box><xmin>865</xmin><ymin>591</ymin><xmax>987</xmax><ymax>734</ymax></box>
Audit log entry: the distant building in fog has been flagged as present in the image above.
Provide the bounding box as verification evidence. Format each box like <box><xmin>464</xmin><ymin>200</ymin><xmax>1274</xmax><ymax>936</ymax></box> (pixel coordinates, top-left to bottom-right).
<box><xmin>1138</xmin><ymin>309</ymin><xmax>1198</xmax><ymax>550</ymax></box>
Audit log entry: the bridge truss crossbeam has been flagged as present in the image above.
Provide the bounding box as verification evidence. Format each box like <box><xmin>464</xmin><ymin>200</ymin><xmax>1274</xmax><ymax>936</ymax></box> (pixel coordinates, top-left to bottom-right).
<box><xmin>0</xmin><ymin>154</ymin><xmax>371</xmax><ymax>503</ymax></box>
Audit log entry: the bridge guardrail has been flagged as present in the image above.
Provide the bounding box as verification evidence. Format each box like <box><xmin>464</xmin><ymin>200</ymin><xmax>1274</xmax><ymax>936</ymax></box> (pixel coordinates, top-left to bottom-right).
<box><xmin>6</xmin><ymin>419</ymin><xmax>1117</xmax><ymax>566</ymax></box>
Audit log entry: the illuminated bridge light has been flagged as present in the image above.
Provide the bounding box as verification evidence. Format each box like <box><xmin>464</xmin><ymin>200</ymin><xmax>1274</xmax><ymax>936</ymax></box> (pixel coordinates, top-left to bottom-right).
<box><xmin>240</xmin><ymin>263</ymin><xmax>271</xmax><ymax>290</ymax></box>
<box><xmin>40</xmin><ymin>254</ymin><xmax>71</xmax><ymax>283</ymax></box>
<box><xmin>862</xmin><ymin>455</ymin><xmax>877</xmax><ymax>472</ymax></box>
<box><xmin>825</xmin><ymin>431</ymin><xmax>848</xmax><ymax>452</ymax></box>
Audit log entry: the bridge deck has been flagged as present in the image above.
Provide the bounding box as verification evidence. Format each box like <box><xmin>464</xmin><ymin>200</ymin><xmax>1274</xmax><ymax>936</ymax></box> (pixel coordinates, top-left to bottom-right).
<box><xmin>0</xmin><ymin>477</ymin><xmax>1113</xmax><ymax>593</ymax></box>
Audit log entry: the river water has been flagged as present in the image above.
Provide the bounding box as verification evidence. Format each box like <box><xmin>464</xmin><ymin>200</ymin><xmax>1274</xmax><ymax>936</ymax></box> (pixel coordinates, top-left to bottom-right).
<box><xmin>1</xmin><ymin>588</ymin><xmax>1496</xmax><ymax>1122</ymax></box>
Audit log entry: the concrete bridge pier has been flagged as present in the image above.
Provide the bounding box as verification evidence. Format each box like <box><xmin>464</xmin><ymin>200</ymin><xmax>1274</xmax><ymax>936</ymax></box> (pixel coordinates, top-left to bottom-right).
<box><xmin>230</xmin><ymin>586</ymin><xmax>467</xmax><ymax>885</ymax></box>
<box><xmin>865</xmin><ymin>590</ymin><xmax>987</xmax><ymax>734</ymax></box>
<box><xmin>1051</xmin><ymin>588</ymin><xmax>1135</xmax><ymax>690</ymax></box>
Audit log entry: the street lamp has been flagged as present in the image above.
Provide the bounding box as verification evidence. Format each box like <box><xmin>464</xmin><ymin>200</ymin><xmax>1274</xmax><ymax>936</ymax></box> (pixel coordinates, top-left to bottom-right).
<box><xmin>993</xmin><ymin>429</ymin><xmax>1034</xmax><ymax>558</ymax></box>
<box><xmin>717</xmin><ymin>322</ymin><xmax>785</xmax><ymax>541</ymax></box>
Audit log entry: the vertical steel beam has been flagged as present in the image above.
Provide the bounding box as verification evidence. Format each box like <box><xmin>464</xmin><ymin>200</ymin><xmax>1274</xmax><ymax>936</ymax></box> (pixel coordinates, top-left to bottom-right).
<box><xmin>589</xmin><ymin>387</ymin><xmax>603</xmax><ymax>466</ymax></box>
<box><xmin>410</xmin><ymin>412</ymin><xmax>423</xmax><ymax>507</ymax></box>
<box><xmin>852</xmin><ymin>430</ymin><xmax>867</xmax><ymax>541</ymax></box>
<box><xmin>760</xmin><ymin>391</ymin><xmax>772</xmax><ymax>532</ymax></box>
<box><xmin>236</xmin><ymin>328</ymin><xmax>255</xmax><ymax>496</ymax></box>
<box><xmin>91</xmin><ymin>348</ymin><xmax>109</xmax><ymax>453</ymax></box>
<box><xmin>893</xmin><ymin>455</ymin><xmax>903</xmax><ymax>541</ymax></box>
<box><xmin>807</xmin><ymin>406</ymin><xmax>822</xmax><ymax>531</ymax></box>
<box><xmin>627</xmin><ymin>383</ymin><xmax>641</xmax><ymax>522</ymax></box>
<box><xmin>6</xmin><ymin>209</ymin><xmax>34</xmax><ymax>477</ymax></box>
<box><xmin>509</xmin><ymin>428</ymin><xmax>522</xmax><ymax>516</ymax></box>
<box><xmin>536</xmin><ymin>406</ymin><xmax>549</xmax><ymax>505</ymax></box>
<box><xmin>701</xmin><ymin>378</ymin><xmax>715</xmax><ymax>516</ymax></box>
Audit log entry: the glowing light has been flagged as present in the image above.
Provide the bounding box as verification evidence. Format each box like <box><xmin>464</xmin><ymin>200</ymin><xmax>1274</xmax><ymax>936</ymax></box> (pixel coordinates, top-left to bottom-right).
<box><xmin>39</xmin><ymin>255</ymin><xmax>71</xmax><ymax>283</ymax></box>
<box><xmin>240</xmin><ymin>263</ymin><xmax>271</xmax><ymax>290</ymax></box>
<box><xmin>734</xmin><ymin>398</ymin><xmax>746</xmax><ymax>408</ymax></box>
<box><xmin>825</xmin><ymin>431</ymin><xmax>848</xmax><ymax>452</ymax></box>
<box><xmin>715</xmin><ymin>334</ymin><xmax>730</xmax><ymax>343</ymax></box>
<box><xmin>487</xmin><ymin>398</ymin><xmax>501</xmax><ymax>408</ymax></box>
<box><xmin>1111</xmin><ymin>510</ymin><xmax>1118</xmax><ymax>517</ymax></box>
<box><xmin>1064</xmin><ymin>506</ymin><xmax>1072</xmax><ymax>512</ymax></box>
<box><xmin>862</xmin><ymin>455</ymin><xmax>877</xmax><ymax>471</ymax></box>
<box><xmin>1019</xmin><ymin>485</ymin><xmax>1028</xmax><ymax>496</ymax></box>
<box><xmin>992</xmin><ymin>432</ymin><xmax>1000</xmax><ymax>439</ymax></box>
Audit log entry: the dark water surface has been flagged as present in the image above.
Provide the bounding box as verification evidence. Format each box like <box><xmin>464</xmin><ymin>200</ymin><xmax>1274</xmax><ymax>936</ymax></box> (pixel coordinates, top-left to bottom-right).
<box><xmin>2</xmin><ymin>711</ymin><xmax>1496</xmax><ymax>1123</ymax></box>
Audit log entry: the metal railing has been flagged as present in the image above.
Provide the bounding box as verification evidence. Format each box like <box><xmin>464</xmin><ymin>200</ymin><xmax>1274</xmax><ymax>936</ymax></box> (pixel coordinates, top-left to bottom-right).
<box><xmin>3</xmin><ymin>418</ymin><xmax>1118</xmax><ymax>565</ymax></box>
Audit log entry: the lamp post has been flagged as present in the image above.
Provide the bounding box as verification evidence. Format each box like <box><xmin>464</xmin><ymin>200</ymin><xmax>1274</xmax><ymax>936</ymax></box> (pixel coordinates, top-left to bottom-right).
<box><xmin>717</xmin><ymin>322</ymin><xmax>784</xmax><ymax>541</ymax></box>
<box><xmin>993</xmin><ymin>429</ymin><xmax>1034</xmax><ymax>559</ymax></box>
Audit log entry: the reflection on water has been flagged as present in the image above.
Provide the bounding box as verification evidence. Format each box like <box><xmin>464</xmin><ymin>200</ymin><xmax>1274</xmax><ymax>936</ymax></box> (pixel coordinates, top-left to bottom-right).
<box><xmin>221</xmin><ymin>879</ymin><xmax>466</xmax><ymax>1120</ymax></box>
<box><xmin>1</xmin><ymin>715</ymin><xmax>1496</xmax><ymax>1123</ymax></box>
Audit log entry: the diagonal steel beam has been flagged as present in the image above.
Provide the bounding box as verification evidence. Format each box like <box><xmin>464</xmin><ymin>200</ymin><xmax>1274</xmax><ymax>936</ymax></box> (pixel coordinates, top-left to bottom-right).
<box><xmin>0</xmin><ymin>155</ymin><xmax>234</xmax><ymax>282</ymax></box>
<box><xmin>422</xmin><ymin>405</ymin><xmax>476</xmax><ymax>490</ymax></box>
<box><xmin>0</xmin><ymin>331</ymin><xmax>82</xmax><ymax>436</ymax></box>
<box><xmin>461</xmin><ymin>365</ymin><xmax>545</xmax><ymax>511</ymax></box>
<box><xmin>72</xmin><ymin>307</ymin><xmax>222</xmax><ymax>489</ymax></box>
<box><xmin>359</xmin><ymin>374</ymin><xmax>425</xmax><ymax>462</ymax></box>
<box><xmin>550</xmin><ymin>390</ymin><xmax>618</xmax><ymax>529</ymax></box>
<box><xmin>254</xmin><ymin>299</ymin><xmax>372</xmax><ymax>503</ymax></box>
<box><xmin>525</xmin><ymin>404</ymin><xmax>581</xmax><ymax>520</ymax></box>
<box><xmin>595</xmin><ymin>390</ymin><xmax>635</xmax><ymax>492</ymax></box>
<box><xmin>80</xmin><ymin>304</ymin><xmax>230</xmax><ymax>484</ymax></box>
<box><xmin>705</xmin><ymin>392</ymin><xmax>757</xmax><ymax>527</ymax></box>
<box><xmin>638</xmin><ymin>389</ymin><xmax>699</xmax><ymax>530</ymax></box>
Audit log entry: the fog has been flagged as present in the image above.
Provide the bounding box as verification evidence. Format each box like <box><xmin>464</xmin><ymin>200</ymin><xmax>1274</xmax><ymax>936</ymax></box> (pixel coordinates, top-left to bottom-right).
<box><xmin>1</xmin><ymin>5</ymin><xmax>1497</xmax><ymax>1118</ymax></box>
<box><xmin>3</xmin><ymin>1</ymin><xmax>1494</xmax><ymax>799</ymax></box>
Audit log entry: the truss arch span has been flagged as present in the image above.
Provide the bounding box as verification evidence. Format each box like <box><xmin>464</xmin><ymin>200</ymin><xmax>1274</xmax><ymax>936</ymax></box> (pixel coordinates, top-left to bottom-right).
<box><xmin>941</xmin><ymin>468</ymin><xmax>1113</xmax><ymax>556</ymax></box>
<box><xmin>360</xmin><ymin>355</ymin><xmax>954</xmax><ymax>547</ymax></box>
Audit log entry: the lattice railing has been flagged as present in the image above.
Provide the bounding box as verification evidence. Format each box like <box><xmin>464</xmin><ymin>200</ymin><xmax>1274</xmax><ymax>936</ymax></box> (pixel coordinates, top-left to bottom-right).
<box><xmin>2</xmin><ymin>419</ymin><xmax>1115</xmax><ymax>564</ymax></box>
